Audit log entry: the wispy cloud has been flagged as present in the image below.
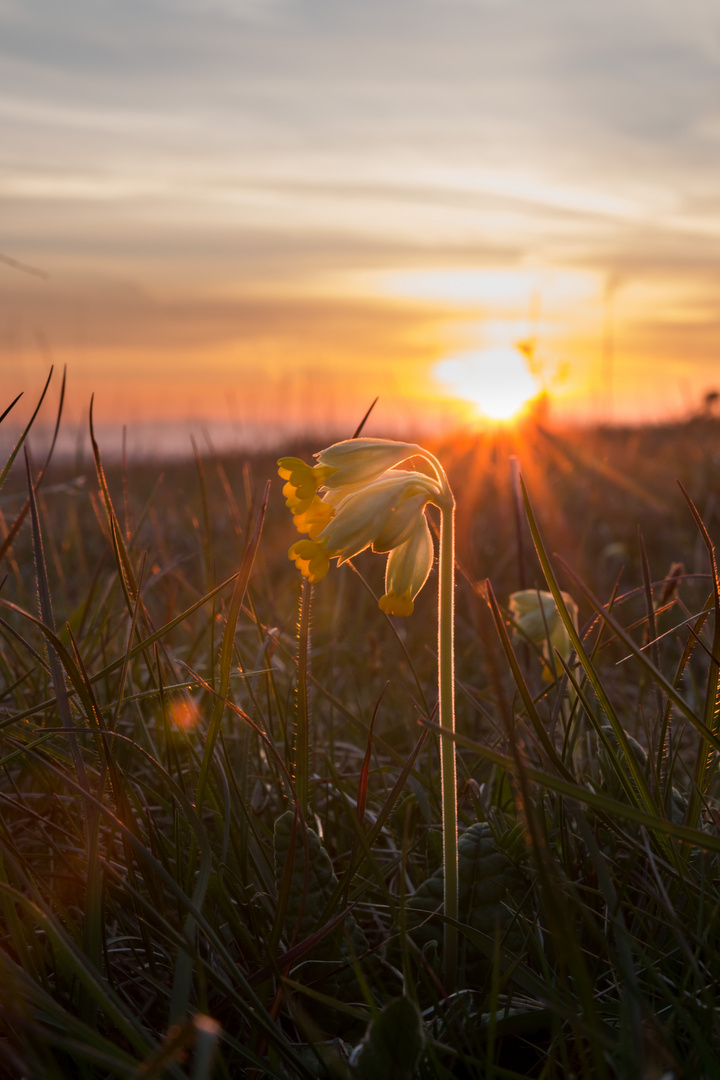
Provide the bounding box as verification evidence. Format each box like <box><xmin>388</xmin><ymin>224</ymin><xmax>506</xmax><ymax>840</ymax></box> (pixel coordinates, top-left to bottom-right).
<box><xmin>2</xmin><ymin>0</ymin><xmax>720</xmax><ymax>431</ymax></box>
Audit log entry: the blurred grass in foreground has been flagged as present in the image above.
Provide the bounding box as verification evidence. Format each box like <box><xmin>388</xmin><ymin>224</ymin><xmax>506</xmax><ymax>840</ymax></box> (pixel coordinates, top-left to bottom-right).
<box><xmin>0</xmin><ymin>370</ymin><xmax>719</xmax><ymax>1078</ymax></box>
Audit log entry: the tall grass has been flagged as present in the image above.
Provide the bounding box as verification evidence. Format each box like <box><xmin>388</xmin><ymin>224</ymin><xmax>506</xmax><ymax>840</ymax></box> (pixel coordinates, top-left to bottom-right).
<box><xmin>0</xmin><ymin>371</ymin><xmax>719</xmax><ymax>1077</ymax></box>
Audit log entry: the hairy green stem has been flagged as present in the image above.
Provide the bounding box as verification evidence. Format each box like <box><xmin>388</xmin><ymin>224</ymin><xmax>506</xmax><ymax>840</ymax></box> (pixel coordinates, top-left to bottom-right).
<box><xmin>295</xmin><ymin>577</ymin><xmax>312</xmax><ymax>814</ymax></box>
<box><xmin>421</xmin><ymin>445</ymin><xmax>458</xmax><ymax>991</ymax></box>
<box><xmin>438</xmin><ymin>495</ymin><xmax>457</xmax><ymax>989</ymax></box>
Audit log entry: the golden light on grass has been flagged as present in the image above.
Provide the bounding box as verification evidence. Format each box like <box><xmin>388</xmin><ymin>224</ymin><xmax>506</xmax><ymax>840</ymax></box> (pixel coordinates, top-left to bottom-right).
<box><xmin>433</xmin><ymin>345</ymin><xmax>542</xmax><ymax>421</ymax></box>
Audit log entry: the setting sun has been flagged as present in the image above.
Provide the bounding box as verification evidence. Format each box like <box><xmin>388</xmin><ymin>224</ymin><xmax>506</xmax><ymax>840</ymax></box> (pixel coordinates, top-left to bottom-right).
<box><xmin>433</xmin><ymin>346</ymin><xmax>542</xmax><ymax>421</ymax></box>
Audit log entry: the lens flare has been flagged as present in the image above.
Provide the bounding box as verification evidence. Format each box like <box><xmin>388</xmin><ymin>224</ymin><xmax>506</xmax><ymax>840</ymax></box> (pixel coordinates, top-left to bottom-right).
<box><xmin>171</xmin><ymin>697</ymin><xmax>199</xmax><ymax>730</ymax></box>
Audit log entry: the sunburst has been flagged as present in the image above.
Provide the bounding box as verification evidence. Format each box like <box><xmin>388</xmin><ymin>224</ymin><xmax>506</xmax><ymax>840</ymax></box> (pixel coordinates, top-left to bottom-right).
<box><xmin>434</xmin><ymin>346</ymin><xmax>541</xmax><ymax>421</ymax></box>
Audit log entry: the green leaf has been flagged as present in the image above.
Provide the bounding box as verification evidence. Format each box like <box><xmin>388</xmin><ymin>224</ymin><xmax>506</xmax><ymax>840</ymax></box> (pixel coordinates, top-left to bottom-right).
<box><xmin>351</xmin><ymin>997</ymin><xmax>425</xmax><ymax>1080</ymax></box>
<box><xmin>405</xmin><ymin>822</ymin><xmax>528</xmax><ymax>987</ymax></box>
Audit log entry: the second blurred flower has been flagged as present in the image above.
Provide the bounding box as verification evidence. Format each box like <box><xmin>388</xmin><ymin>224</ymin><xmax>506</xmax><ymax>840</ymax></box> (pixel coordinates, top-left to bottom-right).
<box><xmin>509</xmin><ymin>588</ymin><xmax>579</xmax><ymax>682</ymax></box>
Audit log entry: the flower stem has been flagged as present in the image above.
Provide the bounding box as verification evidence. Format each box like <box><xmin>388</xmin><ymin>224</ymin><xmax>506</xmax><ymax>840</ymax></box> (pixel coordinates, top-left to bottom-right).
<box><xmin>295</xmin><ymin>577</ymin><xmax>312</xmax><ymax>814</ymax></box>
<box><xmin>438</xmin><ymin>494</ymin><xmax>458</xmax><ymax>989</ymax></box>
<box><xmin>419</xmin><ymin>446</ymin><xmax>458</xmax><ymax>989</ymax></box>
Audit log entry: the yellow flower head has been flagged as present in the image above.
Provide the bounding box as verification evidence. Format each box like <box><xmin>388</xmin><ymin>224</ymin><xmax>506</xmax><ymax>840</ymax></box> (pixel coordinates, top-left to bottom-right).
<box><xmin>278</xmin><ymin>439</ymin><xmax>446</xmax><ymax>615</ymax></box>
<box><xmin>277</xmin><ymin>456</ymin><xmax>335</xmax><ymax>514</ymax></box>
<box><xmin>291</xmin><ymin>495</ymin><xmax>335</xmax><ymax>539</ymax></box>
<box><xmin>288</xmin><ymin>538</ymin><xmax>331</xmax><ymax>583</ymax></box>
<box><xmin>509</xmin><ymin>588</ymin><xmax>579</xmax><ymax>682</ymax></box>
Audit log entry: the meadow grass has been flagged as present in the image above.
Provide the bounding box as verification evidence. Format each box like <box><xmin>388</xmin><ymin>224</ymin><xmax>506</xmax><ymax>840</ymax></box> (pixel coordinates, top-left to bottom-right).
<box><xmin>0</xmin><ymin>373</ymin><xmax>719</xmax><ymax>1078</ymax></box>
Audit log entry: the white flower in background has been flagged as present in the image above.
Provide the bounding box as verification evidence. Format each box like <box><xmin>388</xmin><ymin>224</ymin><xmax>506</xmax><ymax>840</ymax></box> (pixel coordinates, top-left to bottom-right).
<box><xmin>509</xmin><ymin>588</ymin><xmax>579</xmax><ymax>682</ymax></box>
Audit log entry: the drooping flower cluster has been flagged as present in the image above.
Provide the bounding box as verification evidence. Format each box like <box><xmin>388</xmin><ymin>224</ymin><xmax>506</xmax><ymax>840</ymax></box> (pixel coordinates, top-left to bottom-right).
<box><xmin>509</xmin><ymin>588</ymin><xmax>579</xmax><ymax>681</ymax></box>
<box><xmin>278</xmin><ymin>439</ymin><xmax>449</xmax><ymax>616</ymax></box>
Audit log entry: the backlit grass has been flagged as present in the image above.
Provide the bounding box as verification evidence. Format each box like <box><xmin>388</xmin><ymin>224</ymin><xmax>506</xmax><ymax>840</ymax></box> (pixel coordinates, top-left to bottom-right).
<box><xmin>0</xmin><ymin>371</ymin><xmax>719</xmax><ymax>1078</ymax></box>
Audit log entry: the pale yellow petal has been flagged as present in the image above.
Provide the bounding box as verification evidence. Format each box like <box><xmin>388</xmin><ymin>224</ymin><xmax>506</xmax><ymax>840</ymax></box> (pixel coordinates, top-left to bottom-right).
<box><xmin>316</xmin><ymin>438</ymin><xmax>422</xmax><ymax>488</ymax></box>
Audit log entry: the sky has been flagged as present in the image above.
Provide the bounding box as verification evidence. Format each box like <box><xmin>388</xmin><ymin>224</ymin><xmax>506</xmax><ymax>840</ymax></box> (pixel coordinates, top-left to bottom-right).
<box><xmin>3</xmin><ymin>0</ymin><xmax>720</xmax><ymax>449</ymax></box>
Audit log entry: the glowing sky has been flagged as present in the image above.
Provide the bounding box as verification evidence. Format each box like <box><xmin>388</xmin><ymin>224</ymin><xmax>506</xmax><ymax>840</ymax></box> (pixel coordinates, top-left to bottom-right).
<box><xmin>3</xmin><ymin>0</ymin><xmax>720</xmax><ymax>445</ymax></box>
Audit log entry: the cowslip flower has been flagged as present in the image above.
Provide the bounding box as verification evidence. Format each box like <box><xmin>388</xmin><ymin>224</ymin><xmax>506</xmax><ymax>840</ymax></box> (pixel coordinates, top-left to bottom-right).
<box><xmin>509</xmin><ymin>588</ymin><xmax>579</xmax><ymax>681</ymax></box>
<box><xmin>278</xmin><ymin>440</ymin><xmax>446</xmax><ymax>616</ymax></box>
<box><xmin>278</xmin><ymin>436</ymin><xmax>460</xmax><ymax>987</ymax></box>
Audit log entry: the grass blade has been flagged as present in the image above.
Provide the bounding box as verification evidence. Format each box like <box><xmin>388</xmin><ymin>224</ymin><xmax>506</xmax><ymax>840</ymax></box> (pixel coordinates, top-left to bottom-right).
<box><xmin>195</xmin><ymin>480</ymin><xmax>269</xmax><ymax>813</ymax></box>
